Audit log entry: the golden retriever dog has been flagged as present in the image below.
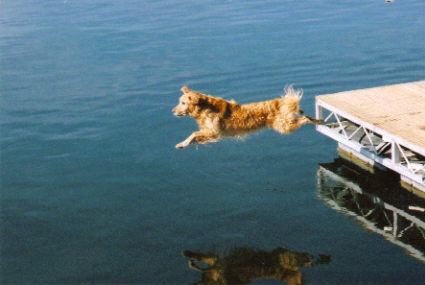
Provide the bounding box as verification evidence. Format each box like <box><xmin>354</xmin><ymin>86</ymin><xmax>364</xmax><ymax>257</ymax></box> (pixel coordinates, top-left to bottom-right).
<box><xmin>182</xmin><ymin>247</ymin><xmax>331</xmax><ymax>284</ymax></box>
<box><xmin>172</xmin><ymin>86</ymin><xmax>323</xmax><ymax>149</ymax></box>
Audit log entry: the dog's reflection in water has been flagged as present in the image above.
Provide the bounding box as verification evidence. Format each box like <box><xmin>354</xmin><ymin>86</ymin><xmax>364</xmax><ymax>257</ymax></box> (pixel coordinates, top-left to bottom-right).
<box><xmin>183</xmin><ymin>247</ymin><xmax>330</xmax><ymax>284</ymax></box>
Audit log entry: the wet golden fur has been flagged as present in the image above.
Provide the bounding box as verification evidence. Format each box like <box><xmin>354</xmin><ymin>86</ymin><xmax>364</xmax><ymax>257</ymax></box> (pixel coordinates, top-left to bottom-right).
<box><xmin>172</xmin><ymin>86</ymin><xmax>322</xmax><ymax>149</ymax></box>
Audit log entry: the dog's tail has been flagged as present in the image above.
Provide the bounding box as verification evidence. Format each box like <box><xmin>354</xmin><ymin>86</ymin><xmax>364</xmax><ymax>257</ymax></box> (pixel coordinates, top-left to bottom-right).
<box><xmin>283</xmin><ymin>85</ymin><xmax>303</xmax><ymax>100</ymax></box>
<box><xmin>281</xmin><ymin>85</ymin><xmax>303</xmax><ymax>114</ymax></box>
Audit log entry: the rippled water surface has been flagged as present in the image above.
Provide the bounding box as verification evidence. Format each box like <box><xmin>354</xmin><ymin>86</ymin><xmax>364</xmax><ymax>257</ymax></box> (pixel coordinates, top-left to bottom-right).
<box><xmin>1</xmin><ymin>0</ymin><xmax>425</xmax><ymax>283</ymax></box>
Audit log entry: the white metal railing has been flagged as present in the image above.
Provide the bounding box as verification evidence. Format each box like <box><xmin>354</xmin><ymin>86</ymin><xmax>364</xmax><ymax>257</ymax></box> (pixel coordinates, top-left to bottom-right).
<box><xmin>315</xmin><ymin>100</ymin><xmax>425</xmax><ymax>189</ymax></box>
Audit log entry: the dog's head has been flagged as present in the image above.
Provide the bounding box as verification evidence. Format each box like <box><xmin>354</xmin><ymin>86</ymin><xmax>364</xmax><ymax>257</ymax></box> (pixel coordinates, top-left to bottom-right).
<box><xmin>172</xmin><ymin>86</ymin><xmax>200</xmax><ymax>117</ymax></box>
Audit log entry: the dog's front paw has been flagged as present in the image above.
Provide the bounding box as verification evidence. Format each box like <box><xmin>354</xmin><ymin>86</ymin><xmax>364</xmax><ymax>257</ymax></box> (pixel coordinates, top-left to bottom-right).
<box><xmin>188</xmin><ymin>260</ymin><xmax>201</xmax><ymax>271</ymax></box>
<box><xmin>175</xmin><ymin>141</ymin><xmax>188</xmax><ymax>149</ymax></box>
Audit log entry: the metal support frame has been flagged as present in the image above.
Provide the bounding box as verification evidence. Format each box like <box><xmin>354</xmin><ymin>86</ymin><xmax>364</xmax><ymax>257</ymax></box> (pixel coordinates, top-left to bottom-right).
<box><xmin>316</xmin><ymin>100</ymin><xmax>425</xmax><ymax>193</ymax></box>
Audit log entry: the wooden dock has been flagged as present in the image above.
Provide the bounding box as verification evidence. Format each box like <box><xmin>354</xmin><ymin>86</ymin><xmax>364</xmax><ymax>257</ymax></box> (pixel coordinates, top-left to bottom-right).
<box><xmin>315</xmin><ymin>80</ymin><xmax>425</xmax><ymax>196</ymax></box>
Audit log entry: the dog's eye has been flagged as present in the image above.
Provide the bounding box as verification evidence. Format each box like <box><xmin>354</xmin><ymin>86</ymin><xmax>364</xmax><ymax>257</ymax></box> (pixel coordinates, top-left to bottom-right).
<box><xmin>182</xmin><ymin>102</ymin><xmax>186</xmax><ymax>105</ymax></box>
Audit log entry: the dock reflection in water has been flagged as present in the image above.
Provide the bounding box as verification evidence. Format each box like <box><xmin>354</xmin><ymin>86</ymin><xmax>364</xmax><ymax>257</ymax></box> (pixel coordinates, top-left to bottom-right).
<box><xmin>317</xmin><ymin>158</ymin><xmax>425</xmax><ymax>263</ymax></box>
<box><xmin>182</xmin><ymin>247</ymin><xmax>330</xmax><ymax>284</ymax></box>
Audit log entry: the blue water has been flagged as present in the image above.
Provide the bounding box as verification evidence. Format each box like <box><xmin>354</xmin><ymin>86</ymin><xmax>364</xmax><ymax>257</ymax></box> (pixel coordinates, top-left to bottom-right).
<box><xmin>1</xmin><ymin>0</ymin><xmax>425</xmax><ymax>283</ymax></box>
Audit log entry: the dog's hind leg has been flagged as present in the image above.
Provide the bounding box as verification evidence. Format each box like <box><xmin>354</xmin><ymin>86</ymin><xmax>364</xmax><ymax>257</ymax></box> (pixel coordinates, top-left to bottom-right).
<box><xmin>176</xmin><ymin>131</ymin><xmax>220</xmax><ymax>149</ymax></box>
<box><xmin>272</xmin><ymin>115</ymin><xmax>324</xmax><ymax>134</ymax></box>
<box><xmin>305</xmin><ymin>115</ymin><xmax>325</xmax><ymax>125</ymax></box>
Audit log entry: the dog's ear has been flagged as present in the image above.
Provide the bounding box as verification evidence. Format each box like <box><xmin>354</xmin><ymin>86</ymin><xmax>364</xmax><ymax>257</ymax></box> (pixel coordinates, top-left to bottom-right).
<box><xmin>187</xmin><ymin>94</ymin><xmax>200</xmax><ymax>104</ymax></box>
<box><xmin>181</xmin><ymin>86</ymin><xmax>190</xmax><ymax>93</ymax></box>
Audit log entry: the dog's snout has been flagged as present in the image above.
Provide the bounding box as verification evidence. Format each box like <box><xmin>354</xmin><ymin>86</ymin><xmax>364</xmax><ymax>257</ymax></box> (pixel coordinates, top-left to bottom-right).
<box><xmin>172</xmin><ymin>106</ymin><xmax>184</xmax><ymax>117</ymax></box>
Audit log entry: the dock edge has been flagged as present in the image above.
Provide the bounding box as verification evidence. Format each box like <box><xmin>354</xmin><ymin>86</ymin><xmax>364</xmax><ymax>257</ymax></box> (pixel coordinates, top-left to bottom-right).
<box><xmin>315</xmin><ymin>94</ymin><xmax>425</xmax><ymax>197</ymax></box>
